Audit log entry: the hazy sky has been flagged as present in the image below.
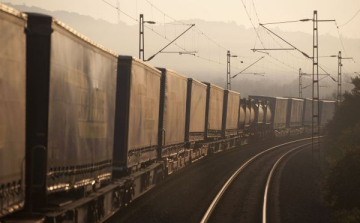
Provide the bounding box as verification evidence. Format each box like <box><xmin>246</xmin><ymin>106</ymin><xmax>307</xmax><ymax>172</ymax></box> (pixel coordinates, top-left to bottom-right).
<box><xmin>2</xmin><ymin>0</ymin><xmax>359</xmax><ymax>97</ymax></box>
<box><xmin>3</xmin><ymin>0</ymin><xmax>360</xmax><ymax>38</ymax></box>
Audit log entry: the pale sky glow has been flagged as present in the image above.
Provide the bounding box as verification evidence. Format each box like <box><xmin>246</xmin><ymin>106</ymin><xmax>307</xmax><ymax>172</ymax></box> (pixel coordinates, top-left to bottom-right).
<box><xmin>2</xmin><ymin>0</ymin><xmax>359</xmax><ymax>98</ymax></box>
<box><xmin>2</xmin><ymin>0</ymin><xmax>360</xmax><ymax>38</ymax></box>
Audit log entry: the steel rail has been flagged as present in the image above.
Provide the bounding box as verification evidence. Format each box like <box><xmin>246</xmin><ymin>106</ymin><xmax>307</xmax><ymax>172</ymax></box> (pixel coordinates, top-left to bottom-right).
<box><xmin>200</xmin><ymin>137</ymin><xmax>317</xmax><ymax>223</ymax></box>
<box><xmin>262</xmin><ymin>142</ymin><xmax>314</xmax><ymax>223</ymax></box>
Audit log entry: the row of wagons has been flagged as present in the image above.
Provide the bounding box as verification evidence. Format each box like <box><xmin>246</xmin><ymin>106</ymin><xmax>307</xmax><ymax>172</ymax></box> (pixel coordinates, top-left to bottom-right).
<box><xmin>0</xmin><ymin>4</ymin><xmax>336</xmax><ymax>221</ymax></box>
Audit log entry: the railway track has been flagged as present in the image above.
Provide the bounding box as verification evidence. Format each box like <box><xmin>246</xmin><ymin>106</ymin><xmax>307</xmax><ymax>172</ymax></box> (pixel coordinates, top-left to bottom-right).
<box><xmin>201</xmin><ymin>137</ymin><xmax>318</xmax><ymax>223</ymax></box>
<box><xmin>106</xmin><ymin>136</ymin><xmax>316</xmax><ymax>223</ymax></box>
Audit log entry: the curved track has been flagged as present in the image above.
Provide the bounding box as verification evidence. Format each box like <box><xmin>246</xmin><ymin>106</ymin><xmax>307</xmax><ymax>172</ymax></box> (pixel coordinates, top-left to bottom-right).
<box><xmin>262</xmin><ymin>142</ymin><xmax>313</xmax><ymax>223</ymax></box>
<box><xmin>107</xmin><ymin>136</ymin><xmax>314</xmax><ymax>223</ymax></box>
<box><xmin>202</xmin><ymin>138</ymin><xmax>317</xmax><ymax>223</ymax></box>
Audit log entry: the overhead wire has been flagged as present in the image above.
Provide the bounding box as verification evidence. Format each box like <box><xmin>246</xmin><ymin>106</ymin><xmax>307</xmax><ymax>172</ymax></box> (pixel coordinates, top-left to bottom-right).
<box><xmin>145</xmin><ymin>0</ymin><xmax>246</xmax><ymax>66</ymax></box>
<box><xmin>260</xmin><ymin>23</ymin><xmax>338</xmax><ymax>81</ymax></box>
<box><xmin>240</xmin><ymin>0</ymin><xmax>299</xmax><ymax>73</ymax></box>
<box><xmin>334</xmin><ymin>21</ymin><xmax>350</xmax><ymax>59</ymax></box>
<box><xmin>261</xmin><ymin>26</ymin><xmax>309</xmax><ymax>61</ymax></box>
<box><xmin>193</xmin><ymin>26</ymin><xmax>227</xmax><ymax>51</ymax></box>
<box><xmin>147</xmin><ymin>24</ymin><xmax>195</xmax><ymax>61</ymax></box>
<box><xmin>240</xmin><ymin>0</ymin><xmax>265</xmax><ymax>49</ymax></box>
<box><xmin>144</xmin><ymin>25</ymin><xmax>187</xmax><ymax>51</ymax></box>
<box><xmin>101</xmin><ymin>0</ymin><xmax>272</xmax><ymax>73</ymax></box>
<box><xmin>317</xmin><ymin>63</ymin><xmax>337</xmax><ymax>75</ymax></box>
<box><xmin>302</xmin><ymin>75</ymin><xmax>332</xmax><ymax>89</ymax></box>
<box><xmin>339</xmin><ymin>9</ymin><xmax>360</xmax><ymax>27</ymax></box>
<box><xmin>264</xmin><ymin>56</ymin><xmax>299</xmax><ymax>73</ymax></box>
<box><xmin>145</xmin><ymin>0</ymin><xmax>187</xmax><ymax>26</ymax></box>
<box><xmin>232</xmin><ymin>56</ymin><xmax>265</xmax><ymax>78</ymax></box>
<box><xmin>144</xmin><ymin>0</ymin><xmax>249</xmax><ymax>70</ymax></box>
<box><xmin>100</xmin><ymin>0</ymin><xmax>195</xmax><ymax>57</ymax></box>
<box><xmin>261</xmin><ymin>19</ymin><xmax>312</xmax><ymax>26</ymax></box>
<box><xmin>101</xmin><ymin>0</ymin><xmax>138</xmax><ymax>22</ymax></box>
<box><xmin>248</xmin><ymin>1</ymin><xmax>345</xmax><ymax>78</ymax></box>
<box><xmin>101</xmin><ymin>0</ymin><xmax>317</xmax><ymax>76</ymax></box>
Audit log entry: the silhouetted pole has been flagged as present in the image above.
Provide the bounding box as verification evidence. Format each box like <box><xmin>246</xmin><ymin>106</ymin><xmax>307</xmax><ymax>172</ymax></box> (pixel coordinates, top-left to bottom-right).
<box><xmin>299</xmin><ymin>68</ymin><xmax>302</xmax><ymax>97</ymax></box>
<box><xmin>337</xmin><ymin>51</ymin><xmax>342</xmax><ymax>102</ymax></box>
<box><xmin>227</xmin><ymin>51</ymin><xmax>237</xmax><ymax>90</ymax></box>
<box><xmin>337</xmin><ymin>51</ymin><xmax>353</xmax><ymax>103</ymax></box>
<box><xmin>227</xmin><ymin>51</ymin><xmax>230</xmax><ymax>90</ymax></box>
<box><xmin>139</xmin><ymin>14</ymin><xmax>155</xmax><ymax>61</ymax></box>
<box><xmin>139</xmin><ymin>14</ymin><xmax>144</xmax><ymax>60</ymax></box>
<box><xmin>312</xmin><ymin>10</ymin><xmax>320</xmax><ymax>163</ymax></box>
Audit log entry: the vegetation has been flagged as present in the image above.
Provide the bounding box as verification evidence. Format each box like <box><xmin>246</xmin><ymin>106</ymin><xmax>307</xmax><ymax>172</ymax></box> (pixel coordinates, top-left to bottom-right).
<box><xmin>327</xmin><ymin>76</ymin><xmax>360</xmax><ymax>141</ymax></box>
<box><xmin>324</xmin><ymin>76</ymin><xmax>360</xmax><ymax>223</ymax></box>
<box><xmin>331</xmin><ymin>208</ymin><xmax>360</xmax><ymax>223</ymax></box>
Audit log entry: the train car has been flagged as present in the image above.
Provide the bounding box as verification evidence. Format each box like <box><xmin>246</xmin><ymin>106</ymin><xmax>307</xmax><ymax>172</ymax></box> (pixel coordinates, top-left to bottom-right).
<box><xmin>287</xmin><ymin>98</ymin><xmax>304</xmax><ymax>128</ymax></box>
<box><xmin>238</xmin><ymin>98</ymin><xmax>251</xmax><ymax>144</ymax></box>
<box><xmin>240</xmin><ymin>98</ymin><xmax>256</xmax><ymax>133</ymax></box>
<box><xmin>250</xmin><ymin>99</ymin><xmax>265</xmax><ymax>139</ymax></box>
<box><xmin>254</xmin><ymin>100</ymin><xmax>265</xmax><ymax>125</ymax></box>
<box><xmin>185</xmin><ymin>78</ymin><xmax>207</xmax><ymax>159</ymax></box>
<box><xmin>249</xmin><ymin>96</ymin><xmax>288</xmax><ymax>135</ymax></box>
<box><xmin>25</xmin><ymin>13</ymin><xmax>117</xmax><ymax>209</ymax></box>
<box><xmin>114</xmin><ymin>56</ymin><xmax>161</xmax><ymax>171</ymax></box>
<box><xmin>286</xmin><ymin>98</ymin><xmax>305</xmax><ymax>135</ymax></box>
<box><xmin>264</xmin><ymin>101</ymin><xmax>272</xmax><ymax>126</ymax></box>
<box><xmin>157</xmin><ymin>68</ymin><xmax>188</xmax><ymax>160</ymax></box>
<box><xmin>204</xmin><ymin>83</ymin><xmax>224</xmax><ymax>139</ymax></box>
<box><xmin>244</xmin><ymin>99</ymin><xmax>251</xmax><ymax>129</ymax></box>
<box><xmin>249</xmin><ymin>98</ymin><xmax>270</xmax><ymax>139</ymax></box>
<box><xmin>222</xmin><ymin>90</ymin><xmax>241</xmax><ymax>137</ymax></box>
<box><xmin>238</xmin><ymin>98</ymin><xmax>247</xmax><ymax>131</ymax></box>
<box><xmin>263</xmin><ymin>100</ymin><xmax>273</xmax><ymax>138</ymax></box>
<box><xmin>303</xmin><ymin>98</ymin><xmax>313</xmax><ymax>127</ymax></box>
<box><xmin>0</xmin><ymin>5</ymin><xmax>26</xmax><ymax>218</ymax></box>
<box><xmin>1</xmin><ymin>4</ymin><xmax>333</xmax><ymax>222</ymax></box>
<box><xmin>320</xmin><ymin>100</ymin><xmax>336</xmax><ymax>126</ymax></box>
<box><xmin>249</xmin><ymin>99</ymin><xmax>256</xmax><ymax>127</ymax></box>
<box><xmin>185</xmin><ymin>78</ymin><xmax>207</xmax><ymax>143</ymax></box>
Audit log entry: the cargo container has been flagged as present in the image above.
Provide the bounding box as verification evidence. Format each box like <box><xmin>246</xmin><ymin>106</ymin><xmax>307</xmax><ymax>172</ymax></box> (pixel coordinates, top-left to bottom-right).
<box><xmin>244</xmin><ymin>99</ymin><xmax>251</xmax><ymax>128</ymax></box>
<box><xmin>157</xmin><ymin>68</ymin><xmax>188</xmax><ymax>158</ymax></box>
<box><xmin>204</xmin><ymin>83</ymin><xmax>224</xmax><ymax>139</ymax></box>
<box><xmin>320</xmin><ymin>100</ymin><xmax>336</xmax><ymax>126</ymax></box>
<box><xmin>222</xmin><ymin>90</ymin><xmax>240</xmax><ymax>137</ymax></box>
<box><xmin>249</xmin><ymin>96</ymin><xmax>288</xmax><ymax>130</ymax></box>
<box><xmin>25</xmin><ymin>13</ymin><xmax>117</xmax><ymax>207</ymax></box>
<box><xmin>0</xmin><ymin>5</ymin><xmax>26</xmax><ymax>217</ymax></box>
<box><xmin>254</xmin><ymin>100</ymin><xmax>265</xmax><ymax>124</ymax></box>
<box><xmin>114</xmin><ymin>56</ymin><xmax>161</xmax><ymax>169</ymax></box>
<box><xmin>249</xmin><ymin>99</ymin><xmax>256</xmax><ymax>126</ymax></box>
<box><xmin>238</xmin><ymin>99</ymin><xmax>246</xmax><ymax>130</ymax></box>
<box><xmin>265</xmin><ymin>101</ymin><xmax>272</xmax><ymax>125</ymax></box>
<box><xmin>303</xmin><ymin>98</ymin><xmax>313</xmax><ymax>126</ymax></box>
<box><xmin>271</xmin><ymin>97</ymin><xmax>288</xmax><ymax>129</ymax></box>
<box><xmin>185</xmin><ymin>78</ymin><xmax>207</xmax><ymax>143</ymax></box>
<box><xmin>287</xmin><ymin>98</ymin><xmax>304</xmax><ymax>127</ymax></box>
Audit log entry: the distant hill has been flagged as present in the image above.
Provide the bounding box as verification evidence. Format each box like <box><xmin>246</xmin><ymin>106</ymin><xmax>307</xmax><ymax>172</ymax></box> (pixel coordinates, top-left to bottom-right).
<box><xmin>5</xmin><ymin>3</ymin><xmax>359</xmax><ymax>99</ymax></box>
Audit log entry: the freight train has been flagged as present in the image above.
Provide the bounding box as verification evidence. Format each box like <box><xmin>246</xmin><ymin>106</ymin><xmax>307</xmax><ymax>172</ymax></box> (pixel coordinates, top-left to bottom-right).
<box><xmin>0</xmin><ymin>5</ymin><xmax>336</xmax><ymax>223</ymax></box>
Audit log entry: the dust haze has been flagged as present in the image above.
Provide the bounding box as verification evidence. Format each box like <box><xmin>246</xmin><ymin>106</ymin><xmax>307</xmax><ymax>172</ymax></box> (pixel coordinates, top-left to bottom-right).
<box><xmin>9</xmin><ymin>3</ymin><xmax>360</xmax><ymax>99</ymax></box>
